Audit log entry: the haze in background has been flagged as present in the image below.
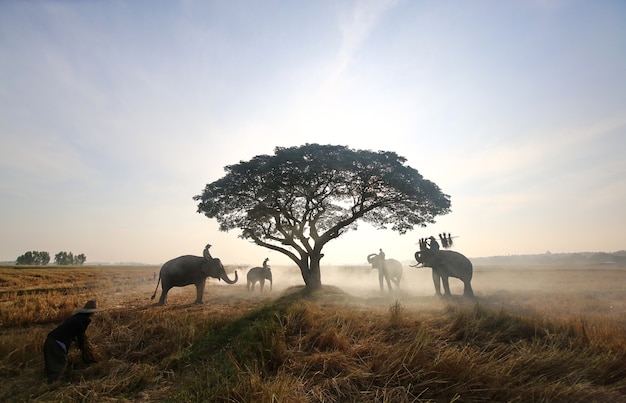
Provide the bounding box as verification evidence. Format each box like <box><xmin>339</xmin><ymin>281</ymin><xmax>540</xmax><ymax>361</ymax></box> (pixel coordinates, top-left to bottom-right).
<box><xmin>1</xmin><ymin>1</ymin><xmax>625</xmax><ymax>266</ymax></box>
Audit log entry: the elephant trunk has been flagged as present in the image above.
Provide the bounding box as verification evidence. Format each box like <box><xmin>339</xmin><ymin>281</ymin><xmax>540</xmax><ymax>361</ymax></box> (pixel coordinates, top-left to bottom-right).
<box><xmin>367</xmin><ymin>253</ymin><xmax>377</xmax><ymax>263</ymax></box>
<box><xmin>222</xmin><ymin>270</ymin><xmax>238</xmax><ymax>284</ymax></box>
<box><xmin>414</xmin><ymin>251</ymin><xmax>422</xmax><ymax>262</ymax></box>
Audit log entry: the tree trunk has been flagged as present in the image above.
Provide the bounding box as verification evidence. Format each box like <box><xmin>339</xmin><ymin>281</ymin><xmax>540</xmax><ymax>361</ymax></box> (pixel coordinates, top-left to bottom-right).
<box><xmin>299</xmin><ymin>254</ymin><xmax>322</xmax><ymax>290</ymax></box>
<box><xmin>306</xmin><ymin>263</ymin><xmax>322</xmax><ymax>290</ymax></box>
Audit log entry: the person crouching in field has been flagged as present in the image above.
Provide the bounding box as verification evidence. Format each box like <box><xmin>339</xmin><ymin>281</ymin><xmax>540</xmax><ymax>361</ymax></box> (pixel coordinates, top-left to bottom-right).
<box><xmin>43</xmin><ymin>300</ymin><xmax>102</xmax><ymax>384</ymax></box>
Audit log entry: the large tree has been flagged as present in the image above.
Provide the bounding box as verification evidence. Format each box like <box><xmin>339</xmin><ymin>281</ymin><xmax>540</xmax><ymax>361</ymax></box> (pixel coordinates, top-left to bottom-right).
<box><xmin>194</xmin><ymin>144</ymin><xmax>451</xmax><ymax>290</ymax></box>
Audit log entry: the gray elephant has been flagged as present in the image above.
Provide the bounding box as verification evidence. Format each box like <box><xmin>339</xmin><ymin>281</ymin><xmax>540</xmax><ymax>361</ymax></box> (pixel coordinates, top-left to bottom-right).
<box><xmin>414</xmin><ymin>245</ymin><xmax>474</xmax><ymax>298</ymax></box>
<box><xmin>246</xmin><ymin>266</ymin><xmax>272</xmax><ymax>292</ymax></box>
<box><xmin>367</xmin><ymin>252</ymin><xmax>403</xmax><ymax>292</ymax></box>
<box><xmin>151</xmin><ymin>255</ymin><xmax>238</xmax><ymax>305</ymax></box>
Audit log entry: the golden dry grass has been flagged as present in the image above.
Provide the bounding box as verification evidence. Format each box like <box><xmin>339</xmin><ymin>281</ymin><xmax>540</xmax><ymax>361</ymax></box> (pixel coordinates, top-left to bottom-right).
<box><xmin>1</xmin><ymin>263</ymin><xmax>625</xmax><ymax>402</ymax></box>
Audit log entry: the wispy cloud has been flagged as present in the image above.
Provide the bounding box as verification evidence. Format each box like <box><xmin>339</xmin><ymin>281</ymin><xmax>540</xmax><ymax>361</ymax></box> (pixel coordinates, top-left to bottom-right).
<box><xmin>330</xmin><ymin>0</ymin><xmax>399</xmax><ymax>83</ymax></box>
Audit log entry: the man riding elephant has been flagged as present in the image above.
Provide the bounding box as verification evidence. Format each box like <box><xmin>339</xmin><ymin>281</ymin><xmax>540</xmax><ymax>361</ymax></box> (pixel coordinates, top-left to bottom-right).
<box><xmin>414</xmin><ymin>236</ymin><xmax>474</xmax><ymax>298</ymax></box>
<box><xmin>151</xmin><ymin>248</ymin><xmax>238</xmax><ymax>305</ymax></box>
<box><xmin>247</xmin><ymin>258</ymin><xmax>272</xmax><ymax>292</ymax></box>
<box><xmin>367</xmin><ymin>250</ymin><xmax>402</xmax><ymax>292</ymax></box>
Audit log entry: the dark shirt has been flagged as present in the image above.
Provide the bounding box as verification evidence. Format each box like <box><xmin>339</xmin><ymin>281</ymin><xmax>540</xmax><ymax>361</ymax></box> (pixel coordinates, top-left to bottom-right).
<box><xmin>429</xmin><ymin>238</ymin><xmax>440</xmax><ymax>251</ymax></box>
<box><xmin>47</xmin><ymin>313</ymin><xmax>92</xmax><ymax>351</ymax></box>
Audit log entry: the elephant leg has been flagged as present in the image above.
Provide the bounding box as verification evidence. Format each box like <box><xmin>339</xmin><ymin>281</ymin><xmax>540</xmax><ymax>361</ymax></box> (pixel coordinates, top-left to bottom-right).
<box><xmin>441</xmin><ymin>276</ymin><xmax>452</xmax><ymax>296</ymax></box>
<box><xmin>383</xmin><ymin>268</ymin><xmax>392</xmax><ymax>291</ymax></box>
<box><xmin>463</xmin><ymin>280</ymin><xmax>474</xmax><ymax>298</ymax></box>
<box><xmin>247</xmin><ymin>281</ymin><xmax>251</xmax><ymax>291</ymax></box>
<box><xmin>378</xmin><ymin>272</ymin><xmax>384</xmax><ymax>292</ymax></box>
<box><xmin>195</xmin><ymin>279</ymin><xmax>206</xmax><ymax>304</ymax></box>
<box><xmin>158</xmin><ymin>285</ymin><xmax>171</xmax><ymax>305</ymax></box>
<box><xmin>259</xmin><ymin>279</ymin><xmax>265</xmax><ymax>292</ymax></box>
<box><xmin>431</xmin><ymin>270</ymin><xmax>442</xmax><ymax>296</ymax></box>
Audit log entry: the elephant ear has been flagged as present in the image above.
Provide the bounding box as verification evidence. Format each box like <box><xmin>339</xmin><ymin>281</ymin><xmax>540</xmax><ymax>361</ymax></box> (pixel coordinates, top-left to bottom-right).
<box><xmin>201</xmin><ymin>259</ymin><xmax>214</xmax><ymax>275</ymax></box>
<box><xmin>202</xmin><ymin>259</ymin><xmax>224</xmax><ymax>280</ymax></box>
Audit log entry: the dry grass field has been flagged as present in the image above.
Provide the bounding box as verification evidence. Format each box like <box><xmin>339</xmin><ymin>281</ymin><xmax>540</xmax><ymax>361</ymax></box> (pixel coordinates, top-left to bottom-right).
<box><xmin>1</xmin><ymin>262</ymin><xmax>626</xmax><ymax>402</ymax></box>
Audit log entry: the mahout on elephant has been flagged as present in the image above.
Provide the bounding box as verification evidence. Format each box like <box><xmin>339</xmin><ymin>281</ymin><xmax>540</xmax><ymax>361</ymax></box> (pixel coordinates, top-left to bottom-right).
<box><xmin>413</xmin><ymin>238</ymin><xmax>473</xmax><ymax>298</ymax></box>
<box><xmin>367</xmin><ymin>249</ymin><xmax>403</xmax><ymax>292</ymax></box>
<box><xmin>439</xmin><ymin>233</ymin><xmax>454</xmax><ymax>248</ymax></box>
<box><xmin>247</xmin><ymin>257</ymin><xmax>272</xmax><ymax>292</ymax></box>
<box><xmin>427</xmin><ymin>235</ymin><xmax>440</xmax><ymax>251</ymax></box>
<box><xmin>151</xmin><ymin>254</ymin><xmax>238</xmax><ymax>305</ymax></box>
<box><xmin>203</xmin><ymin>243</ymin><xmax>213</xmax><ymax>260</ymax></box>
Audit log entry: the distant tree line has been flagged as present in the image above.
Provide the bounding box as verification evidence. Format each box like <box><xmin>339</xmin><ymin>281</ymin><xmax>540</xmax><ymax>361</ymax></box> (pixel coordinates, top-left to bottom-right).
<box><xmin>472</xmin><ymin>250</ymin><xmax>626</xmax><ymax>266</ymax></box>
<box><xmin>15</xmin><ymin>251</ymin><xmax>86</xmax><ymax>265</ymax></box>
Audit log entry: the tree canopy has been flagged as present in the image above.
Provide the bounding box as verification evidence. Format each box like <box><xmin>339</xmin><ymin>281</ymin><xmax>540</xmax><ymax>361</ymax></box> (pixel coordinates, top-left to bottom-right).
<box><xmin>194</xmin><ymin>144</ymin><xmax>451</xmax><ymax>290</ymax></box>
<box><xmin>54</xmin><ymin>251</ymin><xmax>86</xmax><ymax>265</ymax></box>
<box><xmin>16</xmin><ymin>251</ymin><xmax>50</xmax><ymax>265</ymax></box>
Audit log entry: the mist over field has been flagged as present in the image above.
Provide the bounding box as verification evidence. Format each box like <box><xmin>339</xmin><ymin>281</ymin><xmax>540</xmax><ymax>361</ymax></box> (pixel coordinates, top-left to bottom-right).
<box><xmin>261</xmin><ymin>264</ymin><xmax>436</xmax><ymax>297</ymax></box>
<box><xmin>224</xmin><ymin>262</ymin><xmax>626</xmax><ymax>307</ymax></box>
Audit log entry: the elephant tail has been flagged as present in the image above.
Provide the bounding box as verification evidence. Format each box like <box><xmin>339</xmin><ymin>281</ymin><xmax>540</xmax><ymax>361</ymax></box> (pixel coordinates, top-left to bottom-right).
<box><xmin>151</xmin><ymin>274</ymin><xmax>161</xmax><ymax>300</ymax></box>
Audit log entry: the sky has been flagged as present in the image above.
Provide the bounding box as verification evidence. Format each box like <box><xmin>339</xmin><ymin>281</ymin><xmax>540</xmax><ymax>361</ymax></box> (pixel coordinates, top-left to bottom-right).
<box><xmin>1</xmin><ymin>0</ymin><xmax>625</xmax><ymax>266</ymax></box>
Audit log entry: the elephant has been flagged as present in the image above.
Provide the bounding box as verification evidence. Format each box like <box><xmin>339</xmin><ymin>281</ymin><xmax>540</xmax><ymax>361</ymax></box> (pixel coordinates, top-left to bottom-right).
<box><xmin>414</xmin><ymin>247</ymin><xmax>474</xmax><ymax>298</ymax></box>
<box><xmin>367</xmin><ymin>253</ymin><xmax>403</xmax><ymax>292</ymax></box>
<box><xmin>151</xmin><ymin>255</ymin><xmax>238</xmax><ymax>305</ymax></box>
<box><xmin>246</xmin><ymin>266</ymin><xmax>272</xmax><ymax>292</ymax></box>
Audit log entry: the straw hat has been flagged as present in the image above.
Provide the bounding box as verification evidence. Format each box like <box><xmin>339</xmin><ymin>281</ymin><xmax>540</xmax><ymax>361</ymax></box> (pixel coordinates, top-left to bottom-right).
<box><xmin>76</xmin><ymin>300</ymin><xmax>103</xmax><ymax>313</ymax></box>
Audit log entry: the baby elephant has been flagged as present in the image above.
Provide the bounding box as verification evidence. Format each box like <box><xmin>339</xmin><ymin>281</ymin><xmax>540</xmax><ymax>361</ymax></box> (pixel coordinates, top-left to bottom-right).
<box><xmin>247</xmin><ymin>262</ymin><xmax>272</xmax><ymax>292</ymax></box>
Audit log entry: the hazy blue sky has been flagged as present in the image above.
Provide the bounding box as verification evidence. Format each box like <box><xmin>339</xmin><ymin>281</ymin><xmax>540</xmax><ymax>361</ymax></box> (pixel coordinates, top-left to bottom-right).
<box><xmin>1</xmin><ymin>0</ymin><xmax>625</xmax><ymax>266</ymax></box>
